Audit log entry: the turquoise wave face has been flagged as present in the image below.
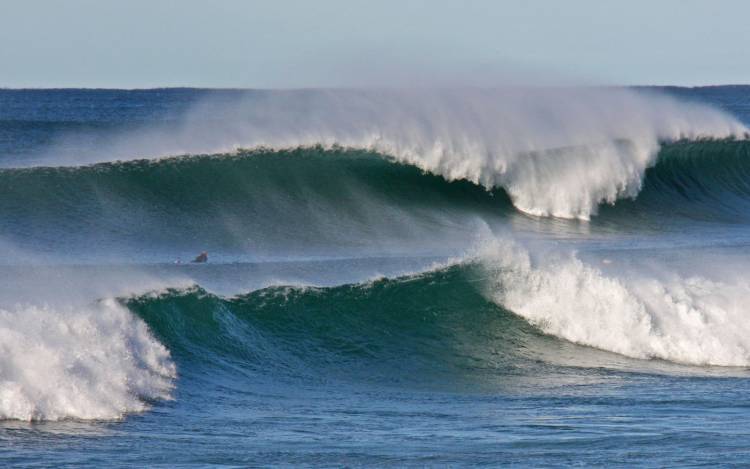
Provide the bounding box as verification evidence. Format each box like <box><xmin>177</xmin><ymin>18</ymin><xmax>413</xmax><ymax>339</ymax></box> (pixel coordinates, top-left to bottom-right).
<box><xmin>0</xmin><ymin>147</ymin><xmax>512</xmax><ymax>261</ymax></box>
<box><xmin>601</xmin><ymin>139</ymin><xmax>750</xmax><ymax>222</ymax></box>
<box><xmin>0</xmin><ymin>140</ymin><xmax>749</xmax><ymax>262</ymax></box>
<box><xmin>123</xmin><ymin>260</ymin><xmax>744</xmax><ymax>389</ymax></box>
<box><xmin>123</xmin><ymin>263</ymin><xmax>546</xmax><ymax>387</ymax></box>
<box><xmin>124</xmin><ymin>261</ymin><xmax>635</xmax><ymax>392</ymax></box>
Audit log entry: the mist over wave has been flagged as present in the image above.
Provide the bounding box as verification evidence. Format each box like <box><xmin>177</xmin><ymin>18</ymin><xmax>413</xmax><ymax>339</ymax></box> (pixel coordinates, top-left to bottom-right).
<box><xmin>32</xmin><ymin>87</ymin><xmax>748</xmax><ymax>219</ymax></box>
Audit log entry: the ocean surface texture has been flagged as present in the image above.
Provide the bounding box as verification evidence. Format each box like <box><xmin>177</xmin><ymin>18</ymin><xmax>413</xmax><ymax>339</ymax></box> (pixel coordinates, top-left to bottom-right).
<box><xmin>2</xmin><ymin>86</ymin><xmax>750</xmax><ymax>467</ymax></box>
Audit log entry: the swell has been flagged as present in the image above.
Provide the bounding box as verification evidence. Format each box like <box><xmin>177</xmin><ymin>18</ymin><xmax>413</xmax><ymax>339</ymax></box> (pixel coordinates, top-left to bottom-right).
<box><xmin>7</xmin><ymin>239</ymin><xmax>750</xmax><ymax>423</ymax></box>
<box><xmin>123</xmin><ymin>245</ymin><xmax>750</xmax><ymax>380</ymax></box>
<box><xmin>1</xmin><ymin>140</ymin><xmax>750</xmax><ymax>254</ymax></box>
<box><xmin>122</xmin><ymin>263</ymin><xmax>556</xmax><ymax>384</ymax></box>
<box><xmin>620</xmin><ymin>139</ymin><xmax>750</xmax><ymax>221</ymax></box>
<box><xmin>0</xmin><ymin>147</ymin><xmax>513</xmax><ymax>259</ymax></box>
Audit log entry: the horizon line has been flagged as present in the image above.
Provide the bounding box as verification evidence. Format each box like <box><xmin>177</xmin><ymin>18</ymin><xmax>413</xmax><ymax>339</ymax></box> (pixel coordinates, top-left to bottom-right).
<box><xmin>1</xmin><ymin>84</ymin><xmax>750</xmax><ymax>92</ymax></box>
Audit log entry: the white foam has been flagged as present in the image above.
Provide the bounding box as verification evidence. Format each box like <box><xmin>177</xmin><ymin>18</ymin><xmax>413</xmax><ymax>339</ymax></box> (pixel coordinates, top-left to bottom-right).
<box><xmin>478</xmin><ymin>238</ymin><xmax>750</xmax><ymax>366</ymax></box>
<box><xmin>36</xmin><ymin>87</ymin><xmax>748</xmax><ymax>219</ymax></box>
<box><xmin>0</xmin><ymin>299</ymin><xmax>175</xmax><ymax>421</ymax></box>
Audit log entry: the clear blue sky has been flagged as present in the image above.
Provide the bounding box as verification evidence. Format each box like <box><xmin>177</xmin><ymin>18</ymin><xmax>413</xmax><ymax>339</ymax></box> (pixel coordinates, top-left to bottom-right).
<box><xmin>1</xmin><ymin>0</ymin><xmax>748</xmax><ymax>88</ymax></box>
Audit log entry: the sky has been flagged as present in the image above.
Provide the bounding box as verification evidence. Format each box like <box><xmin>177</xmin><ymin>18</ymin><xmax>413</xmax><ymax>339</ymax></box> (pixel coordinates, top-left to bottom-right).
<box><xmin>1</xmin><ymin>0</ymin><xmax>748</xmax><ymax>88</ymax></box>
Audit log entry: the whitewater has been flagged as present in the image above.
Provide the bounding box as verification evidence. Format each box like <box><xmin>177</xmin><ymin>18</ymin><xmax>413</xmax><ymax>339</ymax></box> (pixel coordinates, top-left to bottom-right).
<box><xmin>3</xmin><ymin>86</ymin><xmax>750</xmax><ymax>466</ymax></box>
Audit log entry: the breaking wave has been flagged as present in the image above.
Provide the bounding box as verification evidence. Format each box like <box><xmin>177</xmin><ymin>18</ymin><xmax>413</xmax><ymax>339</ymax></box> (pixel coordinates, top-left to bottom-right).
<box><xmin>0</xmin><ymin>299</ymin><xmax>175</xmax><ymax>421</ymax></box>
<box><xmin>2</xmin><ymin>139</ymin><xmax>750</xmax><ymax>250</ymax></box>
<box><xmin>6</xmin><ymin>233</ymin><xmax>750</xmax><ymax>422</ymax></box>
<box><xmin>27</xmin><ymin>87</ymin><xmax>748</xmax><ymax>219</ymax></box>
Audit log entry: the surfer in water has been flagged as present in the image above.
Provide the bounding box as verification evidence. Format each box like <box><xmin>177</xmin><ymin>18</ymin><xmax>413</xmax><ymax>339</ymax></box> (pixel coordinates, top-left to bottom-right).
<box><xmin>192</xmin><ymin>251</ymin><xmax>208</xmax><ymax>263</ymax></box>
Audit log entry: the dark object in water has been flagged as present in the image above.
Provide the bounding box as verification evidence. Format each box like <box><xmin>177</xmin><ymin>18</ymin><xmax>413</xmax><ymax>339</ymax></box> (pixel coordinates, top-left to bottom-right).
<box><xmin>192</xmin><ymin>252</ymin><xmax>208</xmax><ymax>263</ymax></box>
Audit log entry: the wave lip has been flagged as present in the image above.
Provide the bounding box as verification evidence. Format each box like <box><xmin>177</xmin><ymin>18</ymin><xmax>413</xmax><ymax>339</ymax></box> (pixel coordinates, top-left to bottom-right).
<box><xmin>0</xmin><ymin>299</ymin><xmax>175</xmax><ymax>422</ymax></box>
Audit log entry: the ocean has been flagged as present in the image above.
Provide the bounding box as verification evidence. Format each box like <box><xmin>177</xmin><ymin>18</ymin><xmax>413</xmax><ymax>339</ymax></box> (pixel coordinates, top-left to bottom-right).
<box><xmin>1</xmin><ymin>86</ymin><xmax>750</xmax><ymax>467</ymax></box>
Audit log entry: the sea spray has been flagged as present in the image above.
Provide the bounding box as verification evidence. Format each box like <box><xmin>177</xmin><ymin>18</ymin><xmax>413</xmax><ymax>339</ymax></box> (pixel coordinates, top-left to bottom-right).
<box><xmin>0</xmin><ymin>299</ymin><xmax>175</xmax><ymax>421</ymax></box>
<box><xmin>478</xmin><ymin>237</ymin><xmax>750</xmax><ymax>366</ymax></box>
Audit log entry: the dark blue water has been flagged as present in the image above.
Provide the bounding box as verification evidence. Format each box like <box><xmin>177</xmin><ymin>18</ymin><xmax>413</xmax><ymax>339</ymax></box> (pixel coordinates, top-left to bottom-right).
<box><xmin>2</xmin><ymin>87</ymin><xmax>750</xmax><ymax>467</ymax></box>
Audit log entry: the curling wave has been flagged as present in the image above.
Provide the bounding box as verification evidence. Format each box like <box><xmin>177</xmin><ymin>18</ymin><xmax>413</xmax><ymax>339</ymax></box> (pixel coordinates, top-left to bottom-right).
<box><xmin>6</xmin><ymin>234</ymin><xmax>750</xmax><ymax>423</ymax></box>
<box><xmin>29</xmin><ymin>87</ymin><xmax>748</xmax><ymax>219</ymax></box>
<box><xmin>2</xmin><ymin>139</ymin><xmax>750</xmax><ymax>254</ymax></box>
<box><xmin>122</xmin><ymin>262</ymin><xmax>542</xmax><ymax>383</ymax></box>
<box><xmin>122</xmin><ymin>239</ymin><xmax>750</xmax><ymax>381</ymax></box>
